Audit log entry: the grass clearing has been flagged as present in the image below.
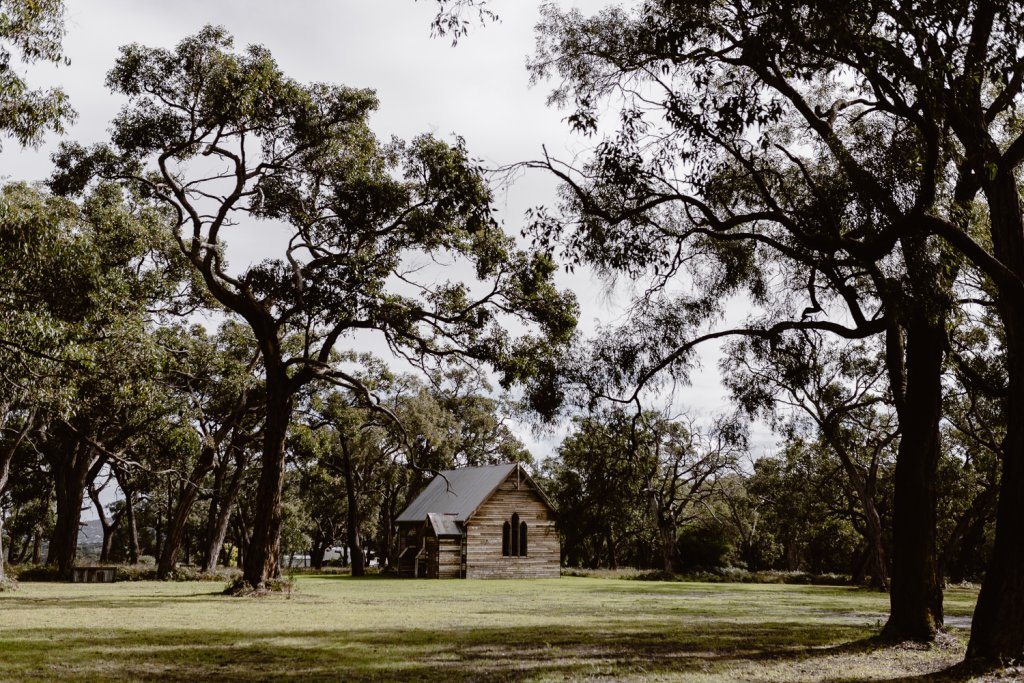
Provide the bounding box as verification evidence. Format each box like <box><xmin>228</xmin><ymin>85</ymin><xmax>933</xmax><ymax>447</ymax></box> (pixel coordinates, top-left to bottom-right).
<box><xmin>0</xmin><ymin>576</ymin><xmax>1006</xmax><ymax>681</ymax></box>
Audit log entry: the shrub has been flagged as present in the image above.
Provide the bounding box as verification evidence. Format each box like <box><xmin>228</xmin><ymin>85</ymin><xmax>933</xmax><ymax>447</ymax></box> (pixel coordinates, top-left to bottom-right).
<box><xmin>13</xmin><ymin>565</ymin><xmax>62</xmax><ymax>582</ymax></box>
<box><xmin>115</xmin><ymin>565</ymin><xmax>158</xmax><ymax>581</ymax></box>
<box><xmin>171</xmin><ymin>565</ymin><xmax>240</xmax><ymax>582</ymax></box>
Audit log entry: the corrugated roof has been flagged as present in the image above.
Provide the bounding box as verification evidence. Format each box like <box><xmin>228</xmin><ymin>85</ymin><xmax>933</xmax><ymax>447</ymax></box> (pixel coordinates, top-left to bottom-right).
<box><xmin>396</xmin><ymin>463</ymin><xmax>518</xmax><ymax>523</ymax></box>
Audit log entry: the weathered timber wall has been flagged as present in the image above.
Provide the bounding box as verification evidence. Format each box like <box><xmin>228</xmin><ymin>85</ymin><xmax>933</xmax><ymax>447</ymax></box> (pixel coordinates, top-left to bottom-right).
<box><xmin>465</xmin><ymin>476</ymin><xmax>559</xmax><ymax>579</ymax></box>
<box><xmin>437</xmin><ymin>537</ymin><xmax>462</xmax><ymax>579</ymax></box>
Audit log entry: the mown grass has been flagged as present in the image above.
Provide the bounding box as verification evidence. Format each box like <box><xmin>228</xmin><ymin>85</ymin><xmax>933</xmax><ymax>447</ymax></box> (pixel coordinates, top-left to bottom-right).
<box><xmin>0</xmin><ymin>575</ymin><xmax>1005</xmax><ymax>682</ymax></box>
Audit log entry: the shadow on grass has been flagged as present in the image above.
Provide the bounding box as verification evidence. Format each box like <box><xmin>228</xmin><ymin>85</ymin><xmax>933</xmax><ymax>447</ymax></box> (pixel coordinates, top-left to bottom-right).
<box><xmin>304</xmin><ymin>572</ymin><xmax>402</xmax><ymax>581</ymax></box>
<box><xmin>0</xmin><ymin>619</ymin><xmax>906</xmax><ymax>682</ymax></box>
<box><xmin>0</xmin><ymin>590</ymin><xmax>230</xmax><ymax>610</ymax></box>
<box><xmin>831</xmin><ymin>659</ymin><xmax>1007</xmax><ymax>683</ymax></box>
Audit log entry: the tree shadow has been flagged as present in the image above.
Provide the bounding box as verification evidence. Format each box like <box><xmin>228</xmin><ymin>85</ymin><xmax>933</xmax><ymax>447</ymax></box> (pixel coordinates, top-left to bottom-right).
<box><xmin>0</xmin><ymin>620</ymin><xmax>952</xmax><ymax>682</ymax></box>
<box><xmin>831</xmin><ymin>659</ymin><xmax>1011</xmax><ymax>682</ymax></box>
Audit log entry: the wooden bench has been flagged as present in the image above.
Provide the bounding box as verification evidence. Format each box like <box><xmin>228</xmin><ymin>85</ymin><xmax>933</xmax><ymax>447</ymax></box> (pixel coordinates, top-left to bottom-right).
<box><xmin>71</xmin><ymin>566</ymin><xmax>117</xmax><ymax>583</ymax></box>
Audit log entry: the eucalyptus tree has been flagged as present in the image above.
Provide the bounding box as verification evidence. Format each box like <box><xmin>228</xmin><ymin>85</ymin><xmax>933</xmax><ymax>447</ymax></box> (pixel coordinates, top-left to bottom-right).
<box><xmin>550</xmin><ymin>409</ymin><xmax>653</xmax><ymax>568</ymax></box>
<box><xmin>155</xmin><ymin>321</ymin><xmax>263</xmax><ymax>579</ymax></box>
<box><xmin>549</xmin><ymin>407</ymin><xmax>738</xmax><ymax>569</ymax></box>
<box><xmin>939</xmin><ymin>277</ymin><xmax>1003</xmax><ymax>584</ymax></box>
<box><xmin>561</xmin><ymin>0</ymin><xmax>1024</xmax><ymax>660</ymax></box>
<box><xmin>725</xmin><ymin>331</ymin><xmax>897</xmax><ymax>589</ymax></box>
<box><xmin>641</xmin><ymin>413</ymin><xmax>744</xmax><ymax>572</ymax></box>
<box><xmin>527</xmin><ymin>0</ymin><xmax>974</xmax><ymax>641</ymax></box>
<box><xmin>427</xmin><ymin>367</ymin><xmax>534</xmax><ymax>467</ymax></box>
<box><xmin>40</xmin><ymin>330</ymin><xmax>177</xmax><ymax>577</ymax></box>
<box><xmin>51</xmin><ymin>27</ymin><xmax>576</xmax><ymax>589</ymax></box>
<box><xmin>0</xmin><ymin>0</ymin><xmax>74</xmax><ymax>149</ymax></box>
<box><xmin>201</xmin><ymin>431</ymin><xmax>260</xmax><ymax>572</ymax></box>
<box><xmin>746</xmin><ymin>441</ymin><xmax>866</xmax><ymax>575</ymax></box>
<box><xmin>294</xmin><ymin>390</ymin><xmax>385</xmax><ymax>577</ymax></box>
<box><xmin>0</xmin><ymin>180</ymin><xmax>179</xmax><ymax>580</ymax></box>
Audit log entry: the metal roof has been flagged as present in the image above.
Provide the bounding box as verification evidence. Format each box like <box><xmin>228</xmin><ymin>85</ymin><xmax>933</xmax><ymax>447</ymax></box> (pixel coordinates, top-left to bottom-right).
<box><xmin>427</xmin><ymin>512</ymin><xmax>463</xmax><ymax>537</ymax></box>
<box><xmin>396</xmin><ymin>463</ymin><xmax>519</xmax><ymax>523</ymax></box>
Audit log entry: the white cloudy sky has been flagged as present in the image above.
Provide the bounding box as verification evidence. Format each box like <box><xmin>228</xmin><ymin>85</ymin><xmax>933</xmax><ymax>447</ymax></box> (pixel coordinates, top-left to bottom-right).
<box><xmin>5</xmin><ymin>0</ymin><xmax>767</xmax><ymax>463</ymax></box>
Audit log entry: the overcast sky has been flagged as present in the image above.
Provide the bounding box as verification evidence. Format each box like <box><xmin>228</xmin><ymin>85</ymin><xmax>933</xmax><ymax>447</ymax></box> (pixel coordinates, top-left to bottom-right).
<box><xmin>5</xmin><ymin>0</ymin><xmax>766</xmax><ymax>465</ymax></box>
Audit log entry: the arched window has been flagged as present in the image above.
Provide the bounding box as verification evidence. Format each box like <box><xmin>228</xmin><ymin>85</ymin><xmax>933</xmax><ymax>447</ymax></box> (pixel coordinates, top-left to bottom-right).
<box><xmin>519</xmin><ymin>521</ymin><xmax>528</xmax><ymax>556</ymax></box>
<box><xmin>502</xmin><ymin>521</ymin><xmax>510</xmax><ymax>556</ymax></box>
<box><xmin>510</xmin><ymin>513</ymin><xmax>520</xmax><ymax>556</ymax></box>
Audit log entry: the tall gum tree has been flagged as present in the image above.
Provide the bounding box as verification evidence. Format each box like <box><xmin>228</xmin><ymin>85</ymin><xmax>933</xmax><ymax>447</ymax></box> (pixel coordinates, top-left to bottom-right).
<box><xmin>51</xmin><ymin>27</ymin><xmax>577</xmax><ymax>590</ymax></box>
<box><xmin>584</xmin><ymin>0</ymin><xmax>1024</xmax><ymax>659</ymax></box>
<box><xmin>0</xmin><ymin>181</ymin><xmax>179</xmax><ymax>580</ymax></box>
<box><xmin>528</xmin><ymin>0</ymin><xmax>963</xmax><ymax>642</ymax></box>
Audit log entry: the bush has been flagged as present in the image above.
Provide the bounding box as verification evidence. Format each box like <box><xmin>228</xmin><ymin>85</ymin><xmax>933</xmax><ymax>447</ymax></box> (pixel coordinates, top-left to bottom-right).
<box><xmin>171</xmin><ymin>565</ymin><xmax>240</xmax><ymax>582</ymax></box>
<box><xmin>13</xmin><ymin>565</ymin><xmax>62</xmax><ymax>582</ymax></box>
<box><xmin>0</xmin><ymin>575</ymin><xmax>17</xmax><ymax>592</ymax></box>
<box><xmin>633</xmin><ymin>569</ymin><xmax>678</xmax><ymax>582</ymax></box>
<box><xmin>599</xmin><ymin>566</ymin><xmax>855</xmax><ymax>586</ymax></box>
<box><xmin>560</xmin><ymin>566</ymin><xmax>646</xmax><ymax>579</ymax></box>
<box><xmin>115</xmin><ymin>565</ymin><xmax>158</xmax><ymax>581</ymax></box>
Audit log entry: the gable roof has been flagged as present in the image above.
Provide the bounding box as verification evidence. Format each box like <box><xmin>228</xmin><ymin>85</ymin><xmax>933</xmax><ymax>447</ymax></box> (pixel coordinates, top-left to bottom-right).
<box><xmin>397</xmin><ymin>463</ymin><xmax>550</xmax><ymax>524</ymax></box>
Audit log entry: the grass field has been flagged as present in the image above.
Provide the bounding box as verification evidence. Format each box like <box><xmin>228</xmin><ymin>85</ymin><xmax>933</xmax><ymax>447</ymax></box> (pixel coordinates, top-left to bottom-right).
<box><xmin>0</xmin><ymin>575</ymin><xmax>1005</xmax><ymax>681</ymax></box>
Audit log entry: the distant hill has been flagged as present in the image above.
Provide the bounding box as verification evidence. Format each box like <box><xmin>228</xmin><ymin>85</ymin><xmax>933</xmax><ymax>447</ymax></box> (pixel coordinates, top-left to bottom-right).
<box><xmin>78</xmin><ymin>519</ymin><xmax>104</xmax><ymax>547</ymax></box>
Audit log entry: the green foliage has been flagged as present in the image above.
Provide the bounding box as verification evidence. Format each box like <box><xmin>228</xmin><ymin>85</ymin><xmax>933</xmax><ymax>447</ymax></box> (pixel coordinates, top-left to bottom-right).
<box><xmin>549</xmin><ymin>407</ymin><xmax>740</xmax><ymax>571</ymax></box>
<box><xmin>0</xmin><ymin>0</ymin><xmax>74</xmax><ymax>148</ymax></box>
<box><xmin>10</xmin><ymin>564</ymin><xmax>61</xmax><ymax>581</ymax></box>
<box><xmin>50</xmin><ymin>26</ymin><xmax>576</xmax><ymax>419</ymax></box>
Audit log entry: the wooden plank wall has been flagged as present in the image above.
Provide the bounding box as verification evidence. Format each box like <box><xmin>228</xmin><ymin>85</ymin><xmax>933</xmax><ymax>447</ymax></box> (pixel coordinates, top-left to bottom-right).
<box><xmin>437</xmin><ymin>537</ymin><xmax>462</xmax><ymax>579</ymax></box>
<box><xmin>465</xmin><ymin>475</ymin><xmax>560</xmax><ymax>579</ymax></box>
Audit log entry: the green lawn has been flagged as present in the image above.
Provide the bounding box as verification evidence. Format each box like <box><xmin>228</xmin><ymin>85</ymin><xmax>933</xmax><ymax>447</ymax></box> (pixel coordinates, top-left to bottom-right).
<box><xmin>0</xmin><ymin>576</ymin><xmax>996</xmax><ymax>681</ymax></box>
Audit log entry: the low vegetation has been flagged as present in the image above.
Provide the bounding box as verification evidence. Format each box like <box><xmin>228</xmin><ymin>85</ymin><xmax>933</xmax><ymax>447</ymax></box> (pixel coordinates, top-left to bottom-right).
<box><xmin>0</xmin><ymin>575</ymin><xmax>1004</xmax><ymax>682</ymax></box>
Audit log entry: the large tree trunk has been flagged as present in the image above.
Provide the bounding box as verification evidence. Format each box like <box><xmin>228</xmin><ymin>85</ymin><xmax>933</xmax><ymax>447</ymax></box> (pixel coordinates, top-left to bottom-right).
<box><xmin>309</xmin><ymin>534</ymin><xmax>328</xmax><ymax>571</ymax></box>
<box><xmin>656</xmin><ymin>515</ymin><xmax>676</xmax><ymax>573</ymax></box>
<box><xmin>882</xmin><ymin>314</ymin><xmax>945</xmax><ymax>641</ymax></box>
<box><xmin>242</xmin><ymin>377</ymin><xmax>292</xmax><ymax>589</ymax></box>
<box><xmin>968</xmin><ymin>268</ymin><xmax>1024</xmax><ymax>657</ymax></box>
<box><xmin>340</xmin><ymin>441</ymin><xmax>365</xmax><ymax>577</ymax></box>
<box><xmin>46</xmin><ymin>437</ymin><xmax>104</xmax><ymax>580</ymax></box>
